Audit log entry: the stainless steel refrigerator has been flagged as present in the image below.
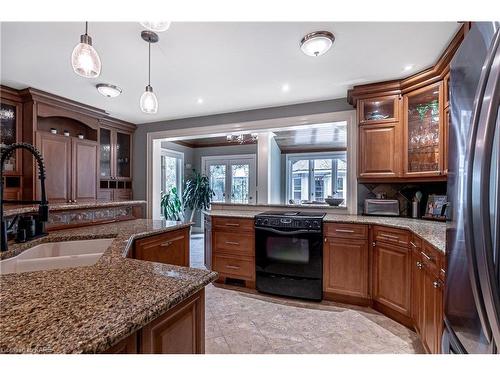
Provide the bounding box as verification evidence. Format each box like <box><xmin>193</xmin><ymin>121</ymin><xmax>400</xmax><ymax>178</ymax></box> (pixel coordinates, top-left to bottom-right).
<box><xmin>443</xmin><ymin>22</ymin><xmax>500</xmax><ymax>354</ymax></box>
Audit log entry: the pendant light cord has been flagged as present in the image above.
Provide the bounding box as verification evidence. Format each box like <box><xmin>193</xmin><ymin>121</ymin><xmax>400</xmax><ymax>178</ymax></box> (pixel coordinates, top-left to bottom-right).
<box><xmin>85</xmin><ymin>21</ymin><xmax>88</xmax><ymax>36</ymax></box>
<box><xmin>148</xmin><ymin>41</ymin><xmax>151</xmax><ymax>86</ymax></box>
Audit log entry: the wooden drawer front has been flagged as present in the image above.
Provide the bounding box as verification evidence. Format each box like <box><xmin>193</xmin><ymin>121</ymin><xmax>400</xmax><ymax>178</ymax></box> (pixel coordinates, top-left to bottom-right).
<box><xmin>324</xmin><ymin>223</ymin><xmax>368</xmax><ymax>239</ymax></box>
<box><xmin>421</xmin><ymin>241</ymin><xmax>442</xmax><ymax>275</ymax></box>
<box><xmin>213</xmin><ymin>254</ymin><xmax>254</xmax><ymax>281</ymax></box>
<box><xmin>213</xmin><ymin>231</ymin><xmax>254</xmax><ymax>256</ymax></box>
<box><xmin>410</xmin><ymin>234</ymin><xmax>422</xmax><ymax>251</ymax></box>
<box><xmin>373</xmin><ymin>226</ymin><xmax>410</xmax><ymax>247</ymax></box>
<box><xmin>134</xmin><ymin>228</ymin><xmax>189</xmax><ymax>267</ymax></box>
<box><xmin>212</xmin><ymin>217</ymin><xmax>254</xmax><ymax>232</ymax></box>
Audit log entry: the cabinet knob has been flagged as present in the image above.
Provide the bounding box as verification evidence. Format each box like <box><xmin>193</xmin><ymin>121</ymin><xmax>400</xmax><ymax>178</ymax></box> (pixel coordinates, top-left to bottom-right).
<box><xmin>324</xmin><ymin>237</ymin><xmax>328</xmax><ymax>243</ymax></box>
<box><xmin>416</xmin><ymin>261</ymin><xmax>423</xmax><ymax>269</ymax></box>
<box><xmin>372</xmin><ymin>241</ymin><xmax>376</xmax><ymax>247</ymax></box>
<box><xmin>433</xmin><ymin>280</ymin><xmax>442</xmax><ymax>289</ymax></box>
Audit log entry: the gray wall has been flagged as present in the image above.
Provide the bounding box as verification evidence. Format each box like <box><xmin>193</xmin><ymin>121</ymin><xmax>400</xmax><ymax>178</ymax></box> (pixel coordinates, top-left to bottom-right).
<box><xmin>133</xmin><ymin>98</ymin><xmax>351</xmax><ymax>201</ymax></box>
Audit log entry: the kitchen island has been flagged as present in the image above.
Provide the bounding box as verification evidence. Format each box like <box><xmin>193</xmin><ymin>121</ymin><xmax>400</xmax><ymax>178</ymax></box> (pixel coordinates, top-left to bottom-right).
<box><xmin>0</xmin><ymin>219</ymin><xmax>217</xmax><ymax>354</ymax></box>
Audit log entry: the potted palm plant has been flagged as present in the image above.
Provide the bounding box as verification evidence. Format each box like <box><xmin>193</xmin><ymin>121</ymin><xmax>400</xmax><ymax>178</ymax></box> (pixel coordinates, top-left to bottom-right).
<box><xmin>160</xmin><ymin>186</ymin><xmax>184</xmax><ymax>221</ymax></box>
<box><xmin>182</xmin><ymin>170</ymin><xmax>215</xmax><ymax>222</ymax></box>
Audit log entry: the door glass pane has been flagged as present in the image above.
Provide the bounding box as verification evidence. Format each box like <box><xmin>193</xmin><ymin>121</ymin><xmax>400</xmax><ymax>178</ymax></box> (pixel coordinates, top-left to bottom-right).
<box><xmin>407</xmin><ymin>87</ymin><xmax>440</xmax><ymax>173</ymax></box>
<box><xmin>0</xmin><ymin>104</ymin><xmax>17</xmax><ymax>172</ymax></box>
<box><xmin>362</xmin><ymin>97</ymin><xmax>395</xmax><ymax>121</ymax></box>
<box><xmin>231</xmin><ymin>164</ymin><xmax>249</xmax><ymax>204</ymax></box>
<box><xmin>99</xmin><ymin>128</ymin><xmax>111</xmax><ymax>178</ymax></box>
<box><xmin>116</xmin><ymin>132</ymin><xmax>131</xmax><ymax>178</ymax></box>
<box><xmin>313</xmin><ymin>159</ymin><xmax>332</xmax><ymax>202</ymax></box>
<box><xmin>292</xmin><ymin>160</ymin><xmax>309</xmax><ymax>203</ymax></box>
<box><xmin>209</xmin><ymin>164</ymin><xmax>226</xmax><ymax>202</ymax></box>
<box><xmin>161</xmin><ymin>155</ymin><xmax>178</xmax><ymax>194</ymax></box>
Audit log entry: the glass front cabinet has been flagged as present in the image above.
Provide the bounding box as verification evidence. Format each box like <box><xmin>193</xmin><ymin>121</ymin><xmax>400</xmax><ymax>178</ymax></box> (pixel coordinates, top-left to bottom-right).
<box><xmin>403</xmin><ymin>82</ymin><xmax>444</xmax><ymax>177</ymax></box>
<box><xmin>358</xmin><ymin>95</ymin><xmax>399</xmax><ymax>125</ymax></box>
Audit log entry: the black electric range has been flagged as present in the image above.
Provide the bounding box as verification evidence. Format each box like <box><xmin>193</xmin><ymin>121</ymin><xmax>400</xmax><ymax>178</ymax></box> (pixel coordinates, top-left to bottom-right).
<box><xmin>254</xmin><ymin>211</ymin><xmax>326</xmax><ymax>301</ymax></box>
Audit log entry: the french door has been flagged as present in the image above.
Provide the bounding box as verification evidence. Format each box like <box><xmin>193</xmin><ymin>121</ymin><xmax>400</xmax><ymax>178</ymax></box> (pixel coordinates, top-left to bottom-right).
<box><xmin>204</xmin><ymin>156</ymin><xmax>256</xmax><ymax>205</ymax></box>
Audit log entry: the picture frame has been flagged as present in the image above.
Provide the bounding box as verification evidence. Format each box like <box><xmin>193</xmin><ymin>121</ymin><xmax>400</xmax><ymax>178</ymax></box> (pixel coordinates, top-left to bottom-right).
<box><xmin>423</xmin><ymin>194</ymin><xmax>449</xmax><ymax>221</ymax></box>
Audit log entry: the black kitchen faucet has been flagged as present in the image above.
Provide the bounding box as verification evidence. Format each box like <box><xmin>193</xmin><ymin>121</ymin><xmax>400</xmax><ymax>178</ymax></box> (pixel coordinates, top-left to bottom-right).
<box><xmin>0</xmin><ymin>143</ymin><xmax>49</xmax><ymax>252</ymax></box>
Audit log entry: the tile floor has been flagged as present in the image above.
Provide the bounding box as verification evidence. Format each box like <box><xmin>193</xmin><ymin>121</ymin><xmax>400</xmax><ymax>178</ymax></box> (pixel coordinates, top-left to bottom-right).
<box><xmin>190</xmin><ymin>233</ymin><xmax>424</xmax><ymax>354</ymax></box>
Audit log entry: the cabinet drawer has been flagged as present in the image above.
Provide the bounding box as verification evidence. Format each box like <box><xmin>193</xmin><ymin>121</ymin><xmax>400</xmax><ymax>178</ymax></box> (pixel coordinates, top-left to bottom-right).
<box><xmin>324</xmin><ymin>223</ymin><xmax>368</xmax><ymax>239</ymax></box>
<box><xmin>212</xmin><ymin>217</ymin><xmax>254</xmax><ymax>232</ymax></box>
<box><xmin>373</xmin><ymin>226</ymin><xmax>410</xmax><ymax>247</ymax></box>
<box><xmin>213</xmin><ymin>254</ymin><xmax>254</xmax><ymax>281</ymax></box>
<box><xmin>421</xmin><ymin>241</ymin><xmax>443</xmax><ymax>275</ymax></box>
<box><xmin>213</xmin><ymin>231</ymin><xmax>254</xmax><ymax>256</ymax></box>
<box><xmin>133</xmin><ymin>228</ymin><xmax>189</xmax><ymax>267</ymax></box>
<box><xmin>410</xmin><ymin>234</ymin><xmax>422</xmax><ymax>251</ymax></box>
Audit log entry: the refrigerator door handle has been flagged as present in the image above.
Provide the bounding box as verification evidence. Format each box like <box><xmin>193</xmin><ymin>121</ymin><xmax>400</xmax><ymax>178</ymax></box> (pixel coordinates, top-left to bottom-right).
<box><xmin>473</xmin><ymin>27</ymin><xmax>500</xmax><ymax>348</ymax></box>
<box><xmin>464</xmin><ymin>27</ymin><xmax>500</xmax><ymax>344</ymax></box>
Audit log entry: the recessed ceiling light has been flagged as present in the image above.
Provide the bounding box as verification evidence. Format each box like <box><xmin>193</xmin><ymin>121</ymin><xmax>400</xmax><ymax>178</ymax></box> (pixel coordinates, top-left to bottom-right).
<box><xmin>140</xmin><ymin>22</ymin><xmax>171</xmax><ymax>32</ymax></box>
<box><xmin>282</xmin><ymin>83</ymin><xmax>290</xmax><ymax>92</ymax></box>
<box><xmin>96</xmin><ymin>83</ymin><xmax>122</xmax><ymax>98</ymax></box>
<box><xmin>403</xmin><ymin>64</ymin><xmax>414</xmax><ymax>71</ymax></box>
<box><xmin>197</xmin><ymin>98</ymin><xmax>204</xmax><ymax>104</ymax></box>
<box><xmin>300</xmin><ymin>31</ymin><xmax>335</xmax><ymax>57</ymax></box>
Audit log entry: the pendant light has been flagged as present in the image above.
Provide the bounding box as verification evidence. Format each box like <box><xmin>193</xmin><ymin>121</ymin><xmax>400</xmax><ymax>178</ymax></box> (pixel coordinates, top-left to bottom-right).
<box><xmin>140</xmin><ymin>30</ymin><xmax>159</xmax><ymax>114</ymax></box>
<box><xmin>140</xmin><ymin>21</ymin><xmax>171</xmax><ymax>32</ymax></box>
<box><xmin>71</xmin><ymin>22</ymin><xmax>101</xmax><ymax>78</ymax></box>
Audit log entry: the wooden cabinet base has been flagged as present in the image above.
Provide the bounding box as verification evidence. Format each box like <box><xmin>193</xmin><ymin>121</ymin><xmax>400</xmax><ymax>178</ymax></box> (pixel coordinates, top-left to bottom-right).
<box><xmin>103</xmin><ymin>289</ymin><xmax>205</xmax><ymax>354</ymax></box>
<box><xmin>323</xmin><ymin>292</ymin><xmax>371</xmax><ymax>307</ymax></box>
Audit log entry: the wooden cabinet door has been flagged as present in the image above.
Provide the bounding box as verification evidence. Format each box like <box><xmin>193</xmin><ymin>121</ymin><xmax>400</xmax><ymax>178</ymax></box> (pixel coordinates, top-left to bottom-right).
<box><xmin>403</xmin><ymin>82</ymin><xmax>444</xmax><ymax>177</ymax></box>
<box><xmin>323</xmin><ymin>237</ymin><xmax>369</xmax><ymax>299</ymax></box>
<box><xmin>133</xmin><ymin>228</ymin><xmax>189</xmax><ymax>267</ymax></box>
<box><xmin>72</xmin><ymin>138</ymin><xmax>97</xmax><ymax>202</ymax></box>
<box><xmin>358</xmin><ymin>123</ymin><xmax>401</xmax><ymax>178</ymax></box>
<box><xmin>36</xmin><ymin>132</ymin><xmax>72</xmax><ymax>203</ymax></box>
<box><xmin>373</xmin><ymin>241</ymin><xmax>411</xmax><ymax>316</ymax></box>
<box><xmin>411</xmin><ymin>247</ymin><xmax>424</xmax><ymax>333</ymax></box>
<box><xmin>141</xmin><ymin>289</ymin><xmax>205</xmax><ymax>354</ymax></box>
<box><xmin>422</xmin><ymin>269</ymin><xmax>444</xmax><ymax>354</ymax></box>
<box><xmin>204</xmin><ymin>215</ymin><xmax>212</xmax><ymax>269</ymax></box>
<box><xmin>103</xmin><ymin>333</ymin><xmax>138</xmax><ymax>354</ymax></box>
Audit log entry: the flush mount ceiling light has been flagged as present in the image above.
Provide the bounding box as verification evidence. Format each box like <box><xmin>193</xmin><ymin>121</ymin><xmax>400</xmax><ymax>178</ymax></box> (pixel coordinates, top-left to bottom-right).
<box><xmin>140</xmin><ymin>22</ymin><xmax>171</xmax><ymax>32</ymax></box>
<box><xmin>71</xmin><ymin>22</ymin><xmax>101</xmax><ymax>78</ymax></box>
<box><xmin>300</xmin><ymin>31</ymin><xmax>335</xmax><ymax>57</ymax></box>
<box><xmin>139</xmin><ymin>30</ymin><xmax>159</xmax><ymax>114</ymax></box>
<box><xmin>96</xmin><ymin>83</ymin><xmax>122</xmax><ymax>98</ymax></box>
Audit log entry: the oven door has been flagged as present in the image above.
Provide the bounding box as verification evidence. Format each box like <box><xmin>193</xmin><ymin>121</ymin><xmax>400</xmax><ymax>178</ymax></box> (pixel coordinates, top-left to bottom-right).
<box><xmin>255</xmin><ymin>226</ymin><xmax>322</xmax><ymax>280</ymax></box>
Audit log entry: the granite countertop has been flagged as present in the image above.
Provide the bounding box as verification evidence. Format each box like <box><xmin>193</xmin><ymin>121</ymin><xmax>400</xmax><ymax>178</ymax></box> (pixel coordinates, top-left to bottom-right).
<box><xmin>3</xmin><ymin>200</ymin><xmax>147</xmax><ymax>217</ymax></box>
<box><xmin>0</xmin><ymin>219</ymin><xmax>218</xmax><ymax>354</ymax></box>
<box><xmin>204</xmin><ymin>209</ymin><xmax>446</xmax><ymax>253</ymax></box>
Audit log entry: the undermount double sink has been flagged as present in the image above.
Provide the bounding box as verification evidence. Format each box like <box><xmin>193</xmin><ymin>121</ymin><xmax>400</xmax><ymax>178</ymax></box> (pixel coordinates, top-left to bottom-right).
<box><xmin>0</xmin><ymin>238</ymin><xmax>114</xmax><ymax>275</ymax></box>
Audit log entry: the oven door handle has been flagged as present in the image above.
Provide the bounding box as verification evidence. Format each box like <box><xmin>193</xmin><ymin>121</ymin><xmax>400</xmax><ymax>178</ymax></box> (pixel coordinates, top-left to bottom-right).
<box><xmin>255</xmin><ymin>227</ymin><xmax>319</xmax><ymax>235</ymax></box>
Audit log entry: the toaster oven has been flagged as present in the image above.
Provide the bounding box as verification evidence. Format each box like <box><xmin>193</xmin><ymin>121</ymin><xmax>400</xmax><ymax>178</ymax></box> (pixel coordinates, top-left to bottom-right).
<box><xmin>364</xmin><ymin>199</ymin><xmax>400</xmax><ymax>216</ymax></box>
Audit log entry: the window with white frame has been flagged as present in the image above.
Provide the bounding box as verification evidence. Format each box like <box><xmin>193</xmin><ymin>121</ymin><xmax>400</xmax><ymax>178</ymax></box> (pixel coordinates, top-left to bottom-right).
<box><xmin>160</xmin><ymin>149</ymin><xmax>183</xmax><ymax>197</ymax></box>
<box><xmin>286</xmin><ymin>152</ymin><xmax>347</xmax><ymax>204</ymax></box>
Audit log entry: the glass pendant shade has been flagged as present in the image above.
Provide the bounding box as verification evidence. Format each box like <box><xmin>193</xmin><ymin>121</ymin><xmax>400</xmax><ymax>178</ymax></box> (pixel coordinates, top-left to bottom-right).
<box><xmin>140</xmin><ymin>85</ymin><xmax>158</xmax><ymax>114</ymax></box>
<box><xmin>71</xmin><ymin>34</ymin><xmax>101</xmax><ymax>78</ymax></box>
<box><xmin>140</xmin><ymin>22</ymin><xmax>171</xmax><ymax>32</ymax></box>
